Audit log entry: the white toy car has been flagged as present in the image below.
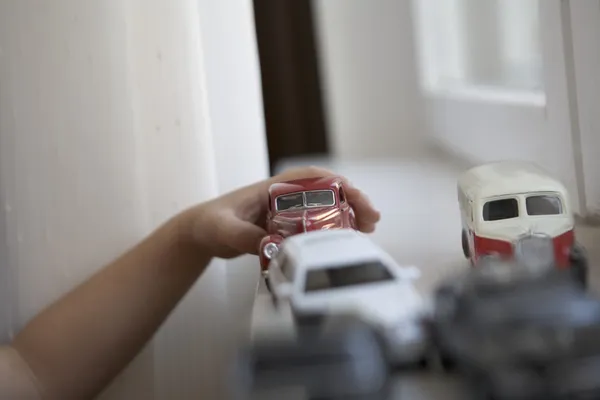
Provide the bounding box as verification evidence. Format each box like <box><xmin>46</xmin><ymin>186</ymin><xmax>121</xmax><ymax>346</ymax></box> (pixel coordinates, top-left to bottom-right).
<box><xmin>267</xmin><ymin>229</ymin><xmax>431</xmax><ymax>366</ymax></box>
<box><xmin>457</xmin><ymin>160</ymin><xmax>588</xmax><ymax>286</ymax></box>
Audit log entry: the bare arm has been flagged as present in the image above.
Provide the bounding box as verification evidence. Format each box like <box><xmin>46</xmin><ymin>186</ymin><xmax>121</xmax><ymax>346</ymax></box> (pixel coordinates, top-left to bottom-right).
<box><xmin>5</xmin><ymin>213</ymin><xmax>210</xmax><ymax>399</ymax></box>
<box><xmin>0</xmin><ymin>166</ymin><xmax>381</xmax><ymax>400</ymax></box>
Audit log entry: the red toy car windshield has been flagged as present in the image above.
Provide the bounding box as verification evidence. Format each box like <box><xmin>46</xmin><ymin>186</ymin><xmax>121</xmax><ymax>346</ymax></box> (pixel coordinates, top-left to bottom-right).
<box><xmin>276</xmin><ymin>193</ymin><xmax>304</xmax><ymax>211</ymax></box>
<box><xmin>306</xmin><ymin>190</ymin><xmax>335</xmax><ymax>207</ymax></box>
<box><xmin>276</xmin><ymin>190</ymin><xmax>335</xmax><ymax>211</ymax></box>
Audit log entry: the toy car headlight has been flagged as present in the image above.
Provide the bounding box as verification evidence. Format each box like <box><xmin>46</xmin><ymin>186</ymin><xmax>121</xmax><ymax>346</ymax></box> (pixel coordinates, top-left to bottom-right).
<box><xmin>514</xmin><ymin>234</ymin><xmax>554</xmax><ymax>273</ymax></box>
<box><xmin>263</xmin><ymin>242</ymin><xmax>279</xmax><ymax>259</ymax></box>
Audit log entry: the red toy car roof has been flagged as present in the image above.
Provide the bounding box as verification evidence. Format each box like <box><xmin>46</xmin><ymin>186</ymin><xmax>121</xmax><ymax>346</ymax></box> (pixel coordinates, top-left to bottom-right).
<box><xmin>269</xmin><ymin>176</ymin><xmax>343</xmax><ymax>198</ymax></box>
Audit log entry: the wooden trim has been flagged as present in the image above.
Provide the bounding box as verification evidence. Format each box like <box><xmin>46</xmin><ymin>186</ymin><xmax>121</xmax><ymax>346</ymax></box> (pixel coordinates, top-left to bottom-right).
<box><xmin>253</xmin><ymin>0</ymin><xmax>330</xmax><ymax>173</ymax></box>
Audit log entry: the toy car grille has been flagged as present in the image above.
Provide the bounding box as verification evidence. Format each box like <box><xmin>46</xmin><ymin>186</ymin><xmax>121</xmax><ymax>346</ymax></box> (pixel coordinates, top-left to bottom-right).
<box><xmin>514</xmin><ymin>234</ymin><xmax>555</xmax><ymax>272</ymax></box>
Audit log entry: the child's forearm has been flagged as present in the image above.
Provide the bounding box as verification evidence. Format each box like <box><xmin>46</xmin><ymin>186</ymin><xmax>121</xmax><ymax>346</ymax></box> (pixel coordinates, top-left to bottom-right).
<box><xmin>11</xmin><ymin>214</ymin><xmax>211</xmax><ymax>399</ymax></box>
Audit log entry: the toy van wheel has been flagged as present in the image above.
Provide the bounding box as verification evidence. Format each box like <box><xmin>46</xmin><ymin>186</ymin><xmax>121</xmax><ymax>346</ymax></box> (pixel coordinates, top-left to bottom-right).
<box><xmin>570</xmin><ymin>244</ymin><xmax>588</xmax><ymax>288</ymax></box>
<box><xmin>461</xmin><ymin>230</ymin><xmax>470</xmax><ymax>259</ymax></box>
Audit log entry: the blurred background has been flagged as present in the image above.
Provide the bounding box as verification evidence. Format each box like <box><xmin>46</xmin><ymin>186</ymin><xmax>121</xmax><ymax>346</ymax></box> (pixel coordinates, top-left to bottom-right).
<box><xmin>0</xmin><ymin>0</ymin><xmax>599</xmax><ymax>399</ymax></box>
<box><xmin>256</xmin><ymin>0</ymin><xmax>591</xmax><ymax>202</ymax></box>
<box><xmin>250</xmin><ymin>4</ymin><xmax>600</xmax><ymax>398</ymax></box>
<box><xmin>250</xmin><ymin>0</ymin><xmax>600</xmax><ymax>292</ymax></box>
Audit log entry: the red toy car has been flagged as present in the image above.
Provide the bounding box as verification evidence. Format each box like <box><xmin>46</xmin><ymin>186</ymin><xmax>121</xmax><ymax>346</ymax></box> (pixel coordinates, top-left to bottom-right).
<box><xmin>258</xmin><ymin>176</ymin><xmax>357</xmax><ymax>274</ymax></box>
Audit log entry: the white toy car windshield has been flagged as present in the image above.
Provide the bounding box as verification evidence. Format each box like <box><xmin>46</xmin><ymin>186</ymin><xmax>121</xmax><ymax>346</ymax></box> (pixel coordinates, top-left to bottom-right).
<box><xmin>303</xmin><ymin>260</ymin><xmax>395</xmax><ymax>293</ymax></box>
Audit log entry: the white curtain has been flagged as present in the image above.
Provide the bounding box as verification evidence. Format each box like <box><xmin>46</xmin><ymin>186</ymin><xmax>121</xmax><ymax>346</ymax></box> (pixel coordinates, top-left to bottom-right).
<box><xmin>0</xmin><ymin>0</ymin><xmax>268</xmax><ymax>399</ymax></box>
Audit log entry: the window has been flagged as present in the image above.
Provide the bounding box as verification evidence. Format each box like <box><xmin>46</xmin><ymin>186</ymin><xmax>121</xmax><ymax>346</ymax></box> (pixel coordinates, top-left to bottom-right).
<box><xmin>410</xmin><ymin>0</ymin><xmax>576</xmax><ymax>199</ymax></box>
<box><xmin>415</xmin><ymin>0</ymin><xmax>543</xmax><ymax>92</ymax></box>
<box><xmin>305</xmin><ymin>190</ymin><xmax>335</xmax><ymax>207</ymax></box>
<box><xmin>483</xmin><ymin>198</ymin><xmax>519</xmax><ymax>221</ymax></box>
<box><xmin>276</xmin><ymin>193</ymin><xmax>304</xmax><ymax>211</ymax></box>
<box><xmin>339</xmin><ymin>186</ymin><xmax>346</xmax><ymax>204</ymax></box>
<box><xmin>526</xmin><ymin>195</ymin><xmax>562</xmax><ymax>216</ymax></box>
<box><xmin>303</xmin><ymin>261</ymin><xmax>394</xmax><ymax>293</ymax></box>
<box><xmin>275</xmin><ymin>190</ymin><xmax>335</xmax><ymax>211</ymax></box>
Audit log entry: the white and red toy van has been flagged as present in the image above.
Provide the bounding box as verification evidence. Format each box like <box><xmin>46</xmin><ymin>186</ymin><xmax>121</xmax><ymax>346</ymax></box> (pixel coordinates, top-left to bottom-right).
<box><xmin>457</xmin><ymin>161</ymin><xmax>587</xmax><ymax>286</ymax></box>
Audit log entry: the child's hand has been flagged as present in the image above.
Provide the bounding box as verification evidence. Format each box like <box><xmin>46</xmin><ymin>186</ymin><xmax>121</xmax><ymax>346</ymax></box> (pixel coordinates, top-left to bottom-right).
<box><xmin>179</xmin><ymin>166</ymin><xmax>381</xmax><ymax>259</ymax></box>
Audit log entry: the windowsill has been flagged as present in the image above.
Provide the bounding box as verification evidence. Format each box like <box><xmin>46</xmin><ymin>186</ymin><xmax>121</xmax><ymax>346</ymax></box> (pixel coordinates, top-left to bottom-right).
<box><xmin>423</xmin><ymin>82</ymin><xmax>546</xmax><ymax>107</ymax></box>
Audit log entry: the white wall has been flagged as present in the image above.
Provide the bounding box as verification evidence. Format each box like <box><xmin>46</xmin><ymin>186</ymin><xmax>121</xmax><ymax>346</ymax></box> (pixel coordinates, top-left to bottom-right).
<box><xmin>570</xmin><ymin>0</ymin><xmax>600</xmax><ymax>218</ymax></box>
<box><xmin>312</xmin><ymin>0</ymin><xmax>427</xmax><ymax>160</ymax></box>
<box><xmin>0</xmin><ymin>1</ymin><xmax>267</xmax><ymax>399</ymax></box>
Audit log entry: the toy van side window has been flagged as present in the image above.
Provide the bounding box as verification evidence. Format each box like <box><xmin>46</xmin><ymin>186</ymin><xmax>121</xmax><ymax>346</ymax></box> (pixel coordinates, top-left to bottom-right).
<box><xmin>339</xmin><ymin>186</ymin><xmax>346</xmax><ymax>204</ymax></box>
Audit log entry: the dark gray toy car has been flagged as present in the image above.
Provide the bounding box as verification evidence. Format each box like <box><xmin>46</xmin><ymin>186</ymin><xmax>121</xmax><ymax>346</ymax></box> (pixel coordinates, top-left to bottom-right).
<box><xmin>432</xmin><ymin>257</ymin><xmax>600</xmax><ymax>400</ymax></box>
<box><xmin>231</xmin><ymin>315</ymin><xmax>393</xmax><ymax>400</ymax></box>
